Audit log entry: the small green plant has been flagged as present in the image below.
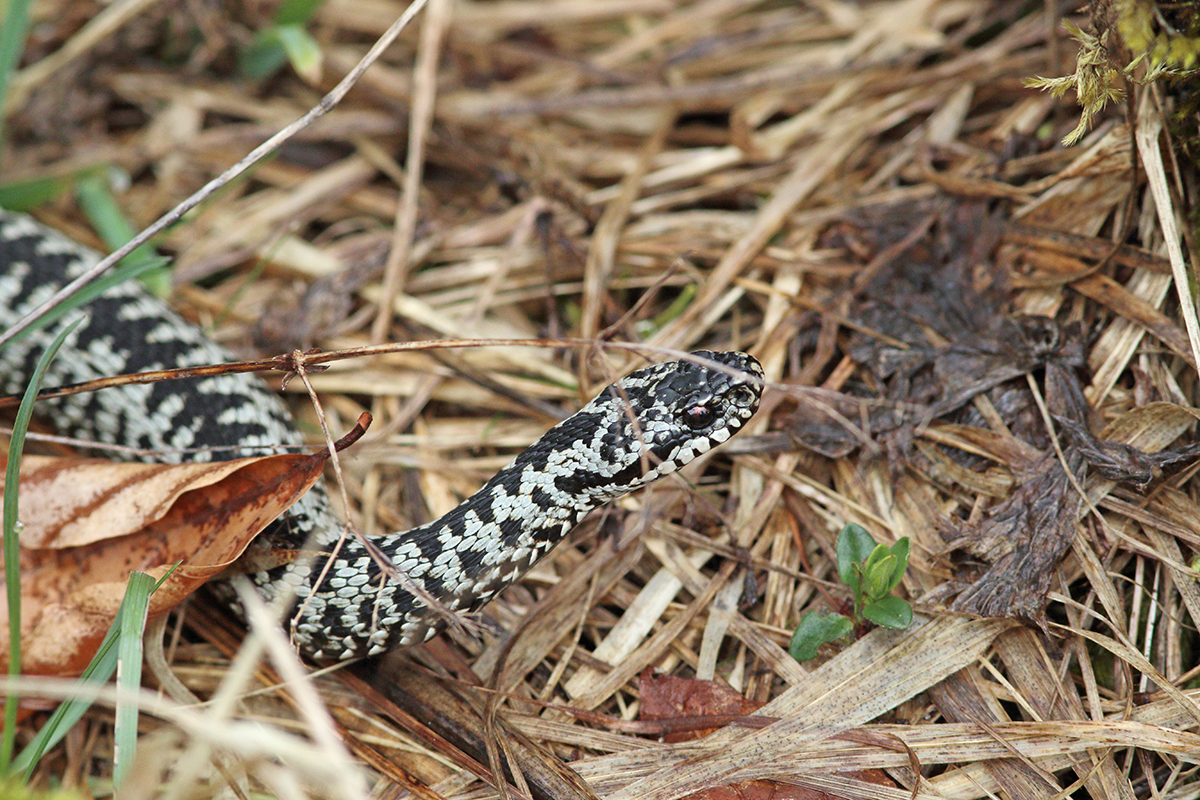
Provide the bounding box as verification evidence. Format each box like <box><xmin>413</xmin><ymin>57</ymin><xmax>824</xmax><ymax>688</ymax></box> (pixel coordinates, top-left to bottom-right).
<box><xmin>789</xmin><ymin>524</ymin><xmax>913</xmax><ymax>663</ymax></box>
<box><xmin>240</xmin><ymin>0</ymin><xmax>326</xmax><ymax>82</ymax></box>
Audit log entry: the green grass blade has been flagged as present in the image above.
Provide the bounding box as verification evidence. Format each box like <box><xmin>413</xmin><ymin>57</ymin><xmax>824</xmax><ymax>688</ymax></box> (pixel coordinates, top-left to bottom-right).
<box><xmin>75</xmin><ymin>175</ymin><xmax>170</xmax><ymax>296</ymax></box>
<box><xmin>1</xmin><ymin>316</ymin><xmax>84</xmax><ymax>771</ymax></box>
<box><xmin>13</xmin><ymin>569</ymin><xmax>171</xmax><ymax>777</ymax></box>
<box><xmin>12</xmin><ymin>631</ymin><xmax>118</xmax><ymax>776</ymax></box>
<box><xmin>274</xmin><ymin>0</ymin><xmax>326</xmax><ymax>26</ymax></box>
<box><xmin>0</xmin><ymin>175</ymin><xmax>76</xmax><ymax>212</ymax></box>
<box><xmin>112</xmin><ymin>571</ymin><xmax>155</xmax><ymax>789</ymax></box>
<box><xmin>0</xmin><ymin>0</ymin><xmax>35</xmax><ymax>152</ymax></box>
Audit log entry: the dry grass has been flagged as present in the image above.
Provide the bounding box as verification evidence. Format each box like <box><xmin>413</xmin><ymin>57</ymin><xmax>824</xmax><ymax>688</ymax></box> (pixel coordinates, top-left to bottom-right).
<box><xmin>4</xmin><ymin>0</ymin><xmax>1200</xmax><ymax>798</ymax></box>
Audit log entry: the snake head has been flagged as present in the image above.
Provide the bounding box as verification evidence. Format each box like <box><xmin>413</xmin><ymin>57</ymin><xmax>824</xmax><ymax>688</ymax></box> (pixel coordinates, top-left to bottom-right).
<box><xmin>555</xmin><ymin>350</ymin><xmax>764</xmax><ymax>501</ymax></box>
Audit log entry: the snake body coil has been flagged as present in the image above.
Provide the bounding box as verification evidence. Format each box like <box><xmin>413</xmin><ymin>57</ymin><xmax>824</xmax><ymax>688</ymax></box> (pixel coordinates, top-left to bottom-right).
<box><xmin>0</xmin><ymin>210</ymin><xmax>762</xmax><ymax>659</ymax></box>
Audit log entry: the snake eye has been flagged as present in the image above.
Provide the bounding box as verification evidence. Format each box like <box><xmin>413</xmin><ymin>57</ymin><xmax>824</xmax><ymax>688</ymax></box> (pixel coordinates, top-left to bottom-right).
<box><xmin>682</xmin><ymin>403</ymin><xmax>716</xmax><ymax>430</ymax></box>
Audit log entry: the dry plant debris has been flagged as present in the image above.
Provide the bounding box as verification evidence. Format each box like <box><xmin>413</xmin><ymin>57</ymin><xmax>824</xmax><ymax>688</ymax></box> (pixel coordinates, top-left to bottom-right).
<box><xmin>3</xmin><ymin>0</ymin><xmax>1200</xmax><ymax>798</ymax></box>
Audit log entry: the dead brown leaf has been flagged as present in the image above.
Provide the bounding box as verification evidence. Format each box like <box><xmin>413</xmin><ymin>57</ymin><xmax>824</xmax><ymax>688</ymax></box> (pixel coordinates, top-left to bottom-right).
<box><xmin>0</xmin><ymin>450</ymin><xmax>328</xmax><ymax>675</ymax></box>
<box><xmin>680</xmin><ymin>780</ymin><xmax>854</xmax><ymax>800</ymax></box>
<box><xmin>947</xmin><ymin>449</ymin><xmax>1083</xmax><ymax>628</ymax></box>
<box><xmin>639</xmin><ymin>670</ymin><xmax>762</xmax><ymax>744</ymax></box>
<box><xmin>638</xmin><ymin>671</ymin><xmax>896</xmax><ymax>800</ymax></box>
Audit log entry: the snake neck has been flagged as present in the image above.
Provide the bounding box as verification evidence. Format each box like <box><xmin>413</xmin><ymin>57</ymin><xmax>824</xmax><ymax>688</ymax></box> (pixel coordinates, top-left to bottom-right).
<box><xmin>288</xmin><ymin>408</ymin><xmax>636</xmax><ymax>658</ymax></box>
<box><xmin>378</xmin><ymin>404</ymin><xmax>645</xmax><ymax>612</ymax></box>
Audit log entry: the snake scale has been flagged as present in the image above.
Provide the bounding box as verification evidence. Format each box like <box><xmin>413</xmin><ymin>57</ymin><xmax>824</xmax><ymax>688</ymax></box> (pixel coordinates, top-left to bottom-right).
<box><xmin>0</xmin><ymin>209</ymin><xmax>763</xmax><ymax>659</ymax></box>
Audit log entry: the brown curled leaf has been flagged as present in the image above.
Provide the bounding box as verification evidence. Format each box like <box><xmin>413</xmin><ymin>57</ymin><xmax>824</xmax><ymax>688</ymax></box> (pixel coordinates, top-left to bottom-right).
<box><xmin>0</xmin><ymin>449</ymin><xmax>329</xmax><ymax>675</ymax></box>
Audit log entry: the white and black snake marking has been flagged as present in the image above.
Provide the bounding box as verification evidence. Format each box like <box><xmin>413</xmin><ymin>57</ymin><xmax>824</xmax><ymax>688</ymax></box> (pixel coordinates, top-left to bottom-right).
<box><xmin>0</xmin><ymin>210</ymin><xmax>763</xmax><ymax>659</ymax></box>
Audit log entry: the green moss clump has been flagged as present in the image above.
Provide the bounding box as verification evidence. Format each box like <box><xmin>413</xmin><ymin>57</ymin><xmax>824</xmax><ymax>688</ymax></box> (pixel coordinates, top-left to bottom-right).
<box><xmin>1026</xmin><ymin>1</ymin><xmax>1200</xmax><ymax>146</ymax></box>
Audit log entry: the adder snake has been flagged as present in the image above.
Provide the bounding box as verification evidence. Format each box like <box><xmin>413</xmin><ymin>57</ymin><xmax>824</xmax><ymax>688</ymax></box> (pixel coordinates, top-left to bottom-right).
<box><xmin>0</xmin><ymin>210</ymin><xmax>762</xmax><ymax>659</ymax></box>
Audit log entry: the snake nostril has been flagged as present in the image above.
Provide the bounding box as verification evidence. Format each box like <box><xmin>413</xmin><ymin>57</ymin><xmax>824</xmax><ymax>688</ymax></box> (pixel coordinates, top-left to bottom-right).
<box><xmin>729</xmin><ymin>386</ymin><xmax>757</xmax><ymax>406</ymax></box>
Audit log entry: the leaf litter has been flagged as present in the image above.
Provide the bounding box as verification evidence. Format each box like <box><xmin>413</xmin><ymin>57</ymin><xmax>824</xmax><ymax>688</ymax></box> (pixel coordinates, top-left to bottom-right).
<box><xmin>0</xmin><ymin>449</ymin><xmax>328</xmax><ymax>676</ymax></box>
<box><xmin>637</xmin><ymin>670</ymin><xmax>896</xmax><ymax>800</ymax></box>
<box><xmin>3</xmin><ymin>0</ymin><xmax>1200</xmax><ymax>798</ymax></box>
<box><xmin>787</xmin><ymin>200</ymin><xmax>1200</xmax><ymax>629</ymax></box>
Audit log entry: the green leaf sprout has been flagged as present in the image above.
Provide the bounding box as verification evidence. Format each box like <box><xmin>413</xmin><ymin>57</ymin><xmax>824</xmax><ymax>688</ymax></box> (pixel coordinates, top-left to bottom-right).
<box><xmin>788</xmin><ymin>524</ymin><xmax>913</xmax><ymax>663</ymax></box>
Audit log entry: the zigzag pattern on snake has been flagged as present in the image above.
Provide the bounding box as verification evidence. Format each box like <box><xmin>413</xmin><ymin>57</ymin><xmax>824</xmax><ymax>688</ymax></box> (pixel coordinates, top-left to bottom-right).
<box><xmin>0</xmin><ymin>209</ymin><xmax>763</xmax><ymax>660</ymax></box>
